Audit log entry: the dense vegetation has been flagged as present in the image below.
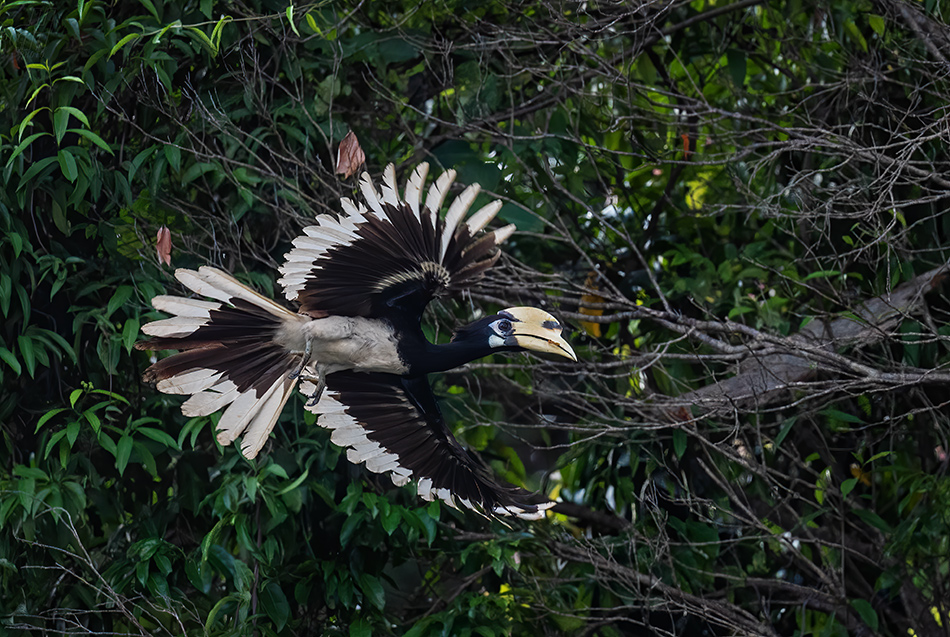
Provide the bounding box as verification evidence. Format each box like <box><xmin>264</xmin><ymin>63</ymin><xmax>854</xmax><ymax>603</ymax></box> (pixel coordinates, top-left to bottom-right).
<box><xmin>3</xmin><ymin>0</ymin><xmax>950</xmax><ymax>634</ymax></box>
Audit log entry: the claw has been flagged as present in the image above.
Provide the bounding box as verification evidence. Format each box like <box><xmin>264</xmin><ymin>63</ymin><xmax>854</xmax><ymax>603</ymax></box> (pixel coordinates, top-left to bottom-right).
<box><xmin>306</xmin><ymin>380</ymin><xmax>325</xmax><ymax>407</ymax></box>
<box><xmin>295</xmin><ymin>367</ymin><xmax>326</xmax><ymax>407</ymax></box>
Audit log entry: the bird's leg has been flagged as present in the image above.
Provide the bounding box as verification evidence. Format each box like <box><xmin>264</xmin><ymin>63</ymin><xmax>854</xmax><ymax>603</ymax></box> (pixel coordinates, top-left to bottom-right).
<box><xmin>288</xmin><ymin>335</ymin><xmax>313</xmax><ymax>380</ymax></box>
<box><xmin>287</xmin><ymin>336</ymin><xmax>325</xmax><ymax>405</ymax></box>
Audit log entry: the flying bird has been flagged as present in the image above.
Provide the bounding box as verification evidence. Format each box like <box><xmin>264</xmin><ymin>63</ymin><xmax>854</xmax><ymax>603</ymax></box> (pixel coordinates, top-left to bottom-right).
<box><xmin>137</xmin><ymin>163</ymin><xmax>576</xmax><ymax>519</ymax></box>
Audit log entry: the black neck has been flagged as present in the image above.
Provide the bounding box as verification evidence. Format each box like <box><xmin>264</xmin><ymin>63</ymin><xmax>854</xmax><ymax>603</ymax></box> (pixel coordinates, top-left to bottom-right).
<box><xmin>395</xmin><ymin>320</ymin><xmax>506</xmax><ymax>375</ymax></box>
<box><xmin>412</xmin><ymin>339</ymin><xmax>498</xmax><ymax>374</ymax></box>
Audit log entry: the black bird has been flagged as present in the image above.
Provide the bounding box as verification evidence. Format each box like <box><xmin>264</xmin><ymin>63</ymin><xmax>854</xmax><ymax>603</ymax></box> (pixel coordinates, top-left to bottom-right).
<box><xmin>137</xmin><ymin>163</ymin><xmax>576</xmax><ymax>519</ymax></box>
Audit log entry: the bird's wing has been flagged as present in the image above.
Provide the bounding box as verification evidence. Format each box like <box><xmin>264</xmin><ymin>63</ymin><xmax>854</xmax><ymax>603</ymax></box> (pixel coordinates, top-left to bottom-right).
<box><xmin>307</xmin><ymin>371</ymin><xmax>552</xmax><ymax>520</ymax></box>
<box><xmin>278</xmin><ymin>163</ymin><xmax>515</xmax><ymax>321</ymax></box>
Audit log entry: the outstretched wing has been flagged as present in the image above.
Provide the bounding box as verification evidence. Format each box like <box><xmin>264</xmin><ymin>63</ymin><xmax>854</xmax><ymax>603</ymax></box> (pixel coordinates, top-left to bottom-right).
<box><xmin>308</xmin><ymin>371</ymin><xmax>552</xmax><ymax>520</ymax></box>
<box><xmin>278</xmin><ymin>163</ymin><xmax>514</xmax><ymax>322</ymax></box>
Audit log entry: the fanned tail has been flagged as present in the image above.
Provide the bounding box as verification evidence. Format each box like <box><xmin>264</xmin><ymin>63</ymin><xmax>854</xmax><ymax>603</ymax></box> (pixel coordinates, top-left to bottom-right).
<box><xmin>136</xmin><ymin>267</ymin><xmax>303</xmax><ymax>458</ymax></box>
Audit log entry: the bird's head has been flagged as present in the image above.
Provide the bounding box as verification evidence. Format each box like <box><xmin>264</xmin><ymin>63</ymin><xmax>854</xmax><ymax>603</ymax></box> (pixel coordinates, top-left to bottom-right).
<box><xmin>454</xmin><ymin>307</ymin><xmax>576</xmax><ymax>361</ymax></box>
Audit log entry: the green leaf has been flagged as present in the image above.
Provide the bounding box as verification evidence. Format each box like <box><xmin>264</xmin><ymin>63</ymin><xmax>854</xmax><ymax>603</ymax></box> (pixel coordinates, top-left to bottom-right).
<box><xmin>66</xmin><ymin>419</ymin><xmax>81</xmax><ymax>446</ymax></box>
<box><xmin>840</xmin><ymin>478</ymin><xmax>857</xmax><ymax>497</ymax></box>
<box><xmin>358</xmin><ymin>573</ymin><xmax>385</xmax><ymax>610</ymax></box>
<box><xmin>90</xmin><ymin>388</ymin><xmax>129</xmax><ymax>404</ymax></box>
<box><xmin>205</xmin><ymin>594</ymin><xmax>239</xmax><ymax>633</ymax></box>
<box><xmin>116</xmin><ymin>435</ymin><xmax>133</xmax><ymax>475</ymax></box>
<box><xmin>136</xmin><ymin>426</ymin><xmax>179</xmax><ymax>450</ymax></box>
<box><xmin>286</xmin><ymin>4</ymin><xmax>299</xmax><ymax>37</ymax></box>
<box><xmin>17</xmin><ymin>335</ymin><xmax>36</xmax><ymax>377</ymax></box>
<box><xmin>67</xmin><ymin>128</ymin><xmax>114</xmax><ymax>155</ymax></box>
<box><xmin>381</xmin><ymin>504</ymin><xmax>400</xmax><ymax>535</ymax></box>
<box><xmin>58</xmin><ymin>150</ymin><xmax>78</xmax><ymax>181</ymax></box>
<box><xmin>17</xmin><ymin>156</ymin><xmax>59</xmax><ymax>188</ymax></box>
<box><xmin>138</xmin><ymin>0</ymin><xmax>159</xmax><ymax>20</ymax></box>
<box><xmin>821</xmin><ymin>408</ymin><xmax>864</xmax><ymax>424</ymax></box>
<box><xmin>853</xmin><ymin>509</ymin><xmax>891</xmax><ymax>533</ymax></box>
<box><xmin>0</xmin><ymin>348</ymin><xmax>20</xmax><ymax>375</ymax></box>
<box><xmin>35</xmin><ymin>408</ymin><xmax>66</xmax><ymax>432</ymax></box>
<box><xmin>868</xmin><ymin>14</ymin><xmax>885</xmax><ymax>37</ymax></box>
<box><xmin>305</xmin><ymin>12</ymin><xmax>319</xmax><ymax>35</ymax></box>
<box><xmin>163</xmin><ymin>144</ymin><xmax>181</xmax><ymax>172</ymax></box>
<box><xmin>25</xmin><ymin>83</ymin><xmax>50</xmax><ymax>107</ymax></box>
<box><xmin>276</xmin><ymin>468</ymin><xmax>309</xmax><ymax>495</ymax></box>
<box><xmin>775</xmin><ymin>417</ymin><xmax>797</xmax><ymax>449</ymax></box>
<box><xmin>14</xmin><ymin>466</ymin><xmax>48</xmax><ymax>480</ymax></box>
<box><xmin>53</xmin><ymin>107</ymin><xmax>70</xmax><ymax>144</ymax></box>
<box><xmin>672</xmin><ymin>428</ymin><xmax>687</xmax><ymax>459</ymax></box>
<box><xmin>110</xmin><ymin>32</ymin><xmax>141</xmax><ymax>58</ymax></box>
<box><xmin>107</xmin><ymin>285</ymin><xmax>133</xmax><ymax>318</ymax></box>
<box><xmin>211</xmin><ymin>15</ymin><xmax>231</xmax><ymax>51</ymax></box>
<box><xmin>187</xmin><ymin>27</ymin><xmax>216</xmax><ymax>56</ymax></box>
<box><xmin>261</xmin><ymin>463</ymin><xmax>289</xmax><ymax>480</ymax></box>
<box><xmin>803</xmin><ymin>269</ymin><xmax>841</xmax><ymax>281</ymax></box>
<box><xmin>122</xmin><ymin>317</ymin><xmax>139</xmax><ymax>352</ymax></box>
<box><xmin>17</xmin><ymin>107</ymin><xmax>47</xmax><ymax>140</ymax></box>
<box><xmin>70</xmin><ymin>389</ymin><xmax>83</xmax><ymax>407</ymax></box>
<box><xmin>181</xmin><ymin>161</ymin><xmax>218</xmax><ymax>186</ymax></box>
<box><xmin>349</xmin><ymin>618</ymin><xmax>372</xmax><ymax>637</ymax></box>
<box><xmin>260</xmin><ymin>581</ymin><xmax>290</xmax><ymax>631</ymax></box>
<box><xmin>98</xmin><ymin>431</ymin><xmax>116</xmax><ymax>455</ymax></box>
<box><xmin>0</xmin><ymin>274</ymin><xmax>9</xmax><ymax>316</ymax></box>
<box><xmin>850</xmin><ymin>598</ymin><xmax>878</xmax><ymax>631</ymax></box>
<box><xmin>8</xmin><ymin>232</ymin><xmax>23</xmax><ymax>258</ymax></box>
<box><xmin>7</xmin><ymin>132</ymin><xmax>49</xmax><ymax>166</ymax></box>
<box><xmin>339</xmin><ymin>510</ymin><xmax>365</xmax><ymax>547</ymax></box>
<box><xmin>84</xmin><ymin>411</ymin><xmax>101</xmax><ymax>434</ymax></box>
<box><xmin>844</xmin><ymin>19</ymin><xmax>868</xmax><ymax>52</ymax></box>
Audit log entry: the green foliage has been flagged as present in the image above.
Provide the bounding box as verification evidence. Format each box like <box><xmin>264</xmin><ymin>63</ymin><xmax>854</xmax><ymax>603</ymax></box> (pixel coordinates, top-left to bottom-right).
<box><xmin>2</xmin><ymin>0</ymin><xmax>950</xmax><ymax>635</ymax></box>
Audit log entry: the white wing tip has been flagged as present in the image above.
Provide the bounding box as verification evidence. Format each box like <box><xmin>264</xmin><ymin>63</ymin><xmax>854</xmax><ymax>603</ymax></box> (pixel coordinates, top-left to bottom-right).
<box><xmin>465</xmin><ymin>200</ymin><xmax>503</xmax><ymax>234</ymax></box>
<box><xmin>493</xmin><ymin>500</ymin><xmax>554</xmax><ymax>520</ymax></box>
<box><xmin>494</xmin><ymin>223</ymin><xmax>516</xmax><ymax>245</ymax></box>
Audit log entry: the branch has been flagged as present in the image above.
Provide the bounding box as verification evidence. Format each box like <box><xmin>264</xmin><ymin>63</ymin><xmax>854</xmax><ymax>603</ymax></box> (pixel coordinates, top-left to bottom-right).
<box><xmin>672</xmin><ymin>261</ymin><xmax>950</xmax><ymax>416</ymax></box>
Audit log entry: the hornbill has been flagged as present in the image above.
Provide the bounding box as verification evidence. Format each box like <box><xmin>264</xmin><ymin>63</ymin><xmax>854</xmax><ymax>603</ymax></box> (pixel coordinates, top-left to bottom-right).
<box><xmin>137</xmin><ymin>163</ymin><xmax>576</xmax><ymax>519</ymax></box>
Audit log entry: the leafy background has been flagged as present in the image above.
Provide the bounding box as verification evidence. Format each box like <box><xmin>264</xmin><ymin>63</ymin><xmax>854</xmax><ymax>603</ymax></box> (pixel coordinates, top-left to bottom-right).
<box><xmin>3</xmin><ymin>0</ymin><xmax>950</xmax><ymax>635</ymax></box>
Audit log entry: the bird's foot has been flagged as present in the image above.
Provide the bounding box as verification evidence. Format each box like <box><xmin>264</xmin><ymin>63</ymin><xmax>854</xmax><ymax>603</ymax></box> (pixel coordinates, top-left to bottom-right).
<box><xmin>306</xmin><ymin>378</ymin><xmax>326</xmax><ymax>407</ymax></box>
<box><xmin>295</xmin><ymin>369</ymin><xmax>326</xmax><ymax>407</ymax></box>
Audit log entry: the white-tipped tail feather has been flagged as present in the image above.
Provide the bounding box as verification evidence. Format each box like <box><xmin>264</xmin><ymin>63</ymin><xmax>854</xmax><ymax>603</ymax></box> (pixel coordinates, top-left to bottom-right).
<box><xmin>236</xmin><ymin>377</ymin><xmax>297</xmax><ymax>459</ymax></box>
<box><xmin>138</xmin><ymin>268</ymin><xmax>301</xmax><ymax>459</ymax></box>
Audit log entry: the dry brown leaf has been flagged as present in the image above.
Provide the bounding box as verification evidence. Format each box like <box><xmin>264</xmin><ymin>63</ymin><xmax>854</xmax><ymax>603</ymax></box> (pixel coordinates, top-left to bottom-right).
<box><xmin>579</xmin><ymin>271</ymin><xmax>605</xmax><ymax>337</ymax></box>
<box><xmin>335</xmin><ymin>130</ymin><xmax>365</xmax><ymax>179</ymax></box>
<box><xmin>156</xmin><ymin>225</ymin><xmax>172</xmax><ymax>266</ymax></box>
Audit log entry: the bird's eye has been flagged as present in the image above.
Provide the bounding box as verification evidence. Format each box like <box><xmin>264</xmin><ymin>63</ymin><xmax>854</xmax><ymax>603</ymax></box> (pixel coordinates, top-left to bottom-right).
<box><xmin>496</xmin><ymin>319</ymin><xmax>512</xmax><ymax>333</ymax></box>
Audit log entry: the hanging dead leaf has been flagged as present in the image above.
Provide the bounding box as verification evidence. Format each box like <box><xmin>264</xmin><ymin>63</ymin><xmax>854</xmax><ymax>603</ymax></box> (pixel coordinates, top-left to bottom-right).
<box><xmin>579</xmin><ymin>271</ymin><xmax>605</xmax><ymax>337</ymax></box>
<box><xmin>156</xmin><ymin>225</ymin><xmax>173</xmax><ymax>266</ymax></box>
<box><xmin>681</xmin><ymin>133</ymin><xmax>692</xmax><ymax>159</ymax></box>
<box><xmin>849</xmin><ymin>463</ymin><xmax>872</xmax><ymax>487</ymax></box>
<box><xmin>335</xmin><ymin>131</ymin><xmax>365</xmax><ymax>179</ymax></box>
